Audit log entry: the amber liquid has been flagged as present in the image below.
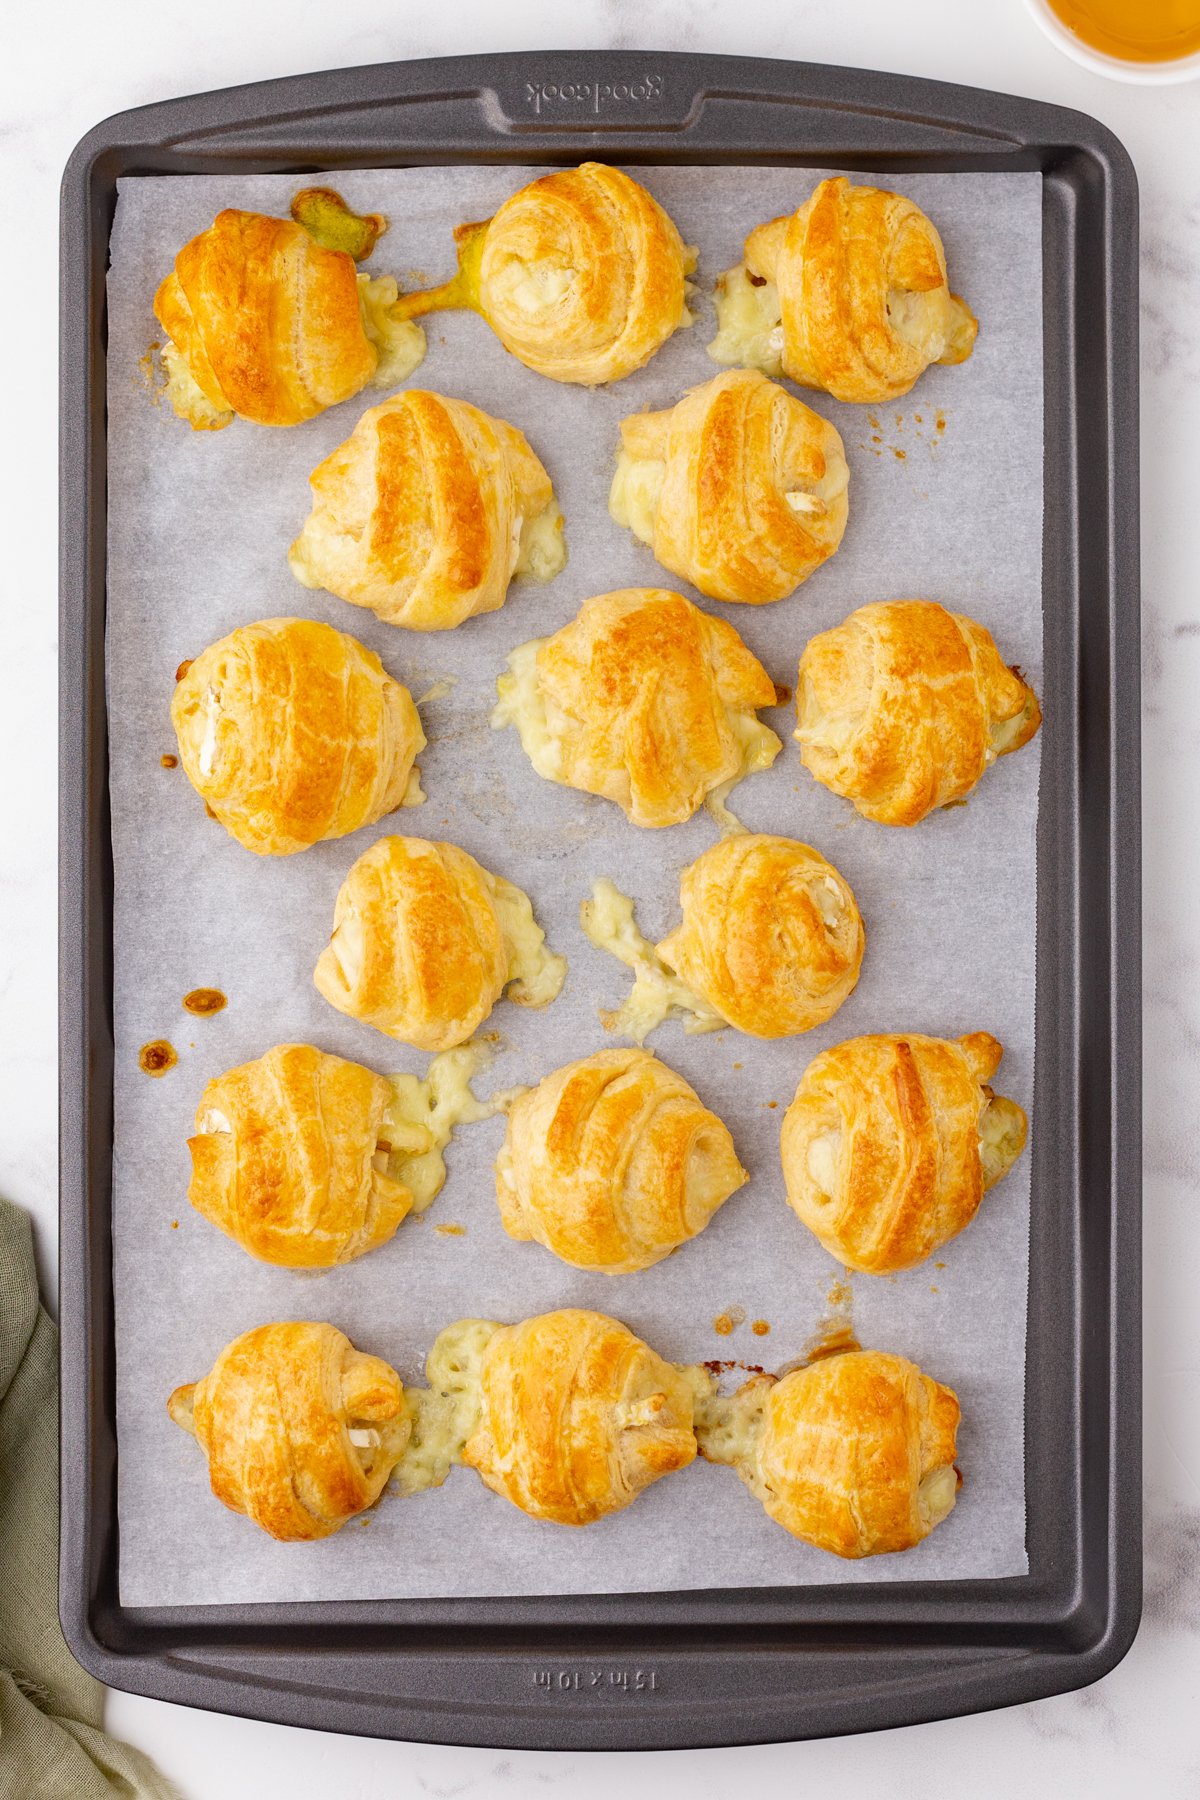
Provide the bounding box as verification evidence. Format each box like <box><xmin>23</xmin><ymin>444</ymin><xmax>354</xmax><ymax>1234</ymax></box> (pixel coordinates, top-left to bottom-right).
<box><xmin>1045</xmin><ymin>0</ymin><xmax>1200</xmax><ymax>61</ymax></box>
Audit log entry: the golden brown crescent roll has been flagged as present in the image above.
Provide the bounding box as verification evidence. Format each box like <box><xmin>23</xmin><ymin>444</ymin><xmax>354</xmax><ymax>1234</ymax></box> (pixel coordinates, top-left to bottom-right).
<box><xmin>710</xmin><ymin>176</ymin><xmax>977</xmax><ymax>405</ymax></box>
<box><xmin>187</xmin><ymin>1044</ymin><xmax>409</xmax><ymax>1269</ymax></box>
<box><xmin>167</xmin><ymin>1321</ymin><xmax>409</xmax><ymax>1540</ymax></box>
<box><xmin>795</xmin><ymin>600</ymin><xmax>1041</xmax><ymax>826</ymax></box>
<box><xmin>288</xmin><ymin>390</ymin><xmax>566</xmax><ymax>631</ymax></box>
<box><xmin>171</xmin><ymin>617</ymin><xmax>425</xmax><ymax>856</ymax></box>
<box><xmin>154</xmin><ymin>207</ymin><xmax>424</xmax><ymax>431</ymax></box>
<box><xmin>462</xmin><ymin>1309</ymin><xmax>697</xmax><ymax>1524</ymax></box>
<box><xmin>495</xmin><ymin>1047</ymin><xmax>747</xmax><ymax>1273</ymax></box>
<box><xmin>392</xmin><ymin>163</ymin><xmax>695</xmax><ymax>386</ymax></box>
<box><xmin>656</xmin><ymin>834</ymin><xmax>865</xmax><ymax>1038</ymax></box>
<box><xmin>493</xmin><ymin>587</ymin><xmax>781</xmax><ymax>829</ymax></box>
<box><xmin>610</xmin><ymin>369</ymin><xmax>849</xmax><ymax>605</ymax></box>
<box><xmin>781</xmin><ymin>1030</ymin><xmax>1027</xmax><ymax>1274</ymax></box>
<box><xmin>314</xmin><ymin>835</ymin><xmax>566</xmax><ymax>1051</ymax></box>
<box><xmin>738</xmin><ymin>1351</ymin><xmax>962</xmax><ymax>1557</ymax></box>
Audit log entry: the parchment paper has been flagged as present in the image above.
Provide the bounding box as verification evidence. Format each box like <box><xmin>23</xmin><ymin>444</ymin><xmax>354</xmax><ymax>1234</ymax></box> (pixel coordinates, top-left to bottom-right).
<box><xmin>106</xmin><ymin>165</ymin><xmax>1042</xmax><ymax>1606</ymax></box>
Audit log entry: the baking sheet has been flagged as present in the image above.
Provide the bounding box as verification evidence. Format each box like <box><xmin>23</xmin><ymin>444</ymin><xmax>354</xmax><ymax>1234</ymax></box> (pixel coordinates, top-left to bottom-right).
<box><xmin>106</xmin><ymin>164</ymin><xmax>1043</xmax><ymax>1606</ymax></box>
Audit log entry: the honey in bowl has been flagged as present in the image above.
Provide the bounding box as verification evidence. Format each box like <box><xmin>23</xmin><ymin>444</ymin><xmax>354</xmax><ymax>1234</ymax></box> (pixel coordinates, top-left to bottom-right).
<box><xmin>1044</xmin><ymin>0</ymin><xmax>1200</xmax><ymax>62</ymax></box>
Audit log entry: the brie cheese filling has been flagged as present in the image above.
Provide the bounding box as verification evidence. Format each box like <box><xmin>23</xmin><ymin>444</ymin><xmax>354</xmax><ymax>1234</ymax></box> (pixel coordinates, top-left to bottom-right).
<box><xmin>709</xmin><ymin>264</ymin><xmax>785</xmax><ymax>376</ymax></box>
<box><xmin>390</xmin><ymin>1317</ymin><xmax>501</xmax><ymax>1497</ymax></box>
<box><xmin>486</xmin><ymin>872</ymin><xmax>568</xmax><ymax>1009</ymax></box>
<box><xmin>357</xmin><ymin>273</ymin><xmax>427</xmax><ymax>389</ymax></box>
<box><xmin>379</xmin><ymin>1042</ymin><xmax>523</xmax><ymax>1213</ymax></box>
<box><xmin>493</xmin><ymin>259</ymin><xmax>577</xmax><ymax>316</ymax></box>
<box><xmin>608</xmin><ymin>447</ymin><xmax>666</xmax><ymax>547</ymax></box>
<box><xmin>160</xmin><ymin>337</ymin><xmax>233</xmax><ymax>431</ymax></box>
<box><xmin>514</xmin><ymin>502</ymin><xmax>568</xmax><ymax>583</ymax></box>
<box><xmin>978</xmin><ymin>1093</ymin><xmax>1026</xmax><ymax>1188</ymax></box>
<box><xmin>491</xmin><ymin>638</ymin><xmax>566</xmax><ymax>779</ymax></box>
<box><xmin>680</xmin><ymin>1366</ymin><xmax>771</xmax><ymax>1468</ymax></box>
<box><xmin>918</xmin><ymin>1463</ymin><xmax>959</xmax><ymax>1526</ymax></box>
<box><xmin>805</xmin><ymin>1130</ymin><xmax>842</xmax><ymax>1202</ymax></box>
<box><xmin>580</xmin><ymin>877</ymin><xmax>724</xmax><ymax>1044</ymax></box>
<box><xmin>705</xmin><ymin>708</ymin><xmax>783</xmax><ymax>836</ymax></box>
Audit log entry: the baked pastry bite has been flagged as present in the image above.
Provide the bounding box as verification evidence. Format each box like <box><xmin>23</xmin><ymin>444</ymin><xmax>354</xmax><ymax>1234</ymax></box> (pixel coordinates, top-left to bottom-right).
<box><xmin>496</xmin><ymin>1047</ymin><xmax>746</xmax><ymax>1273</ymax></box>
<box><xmin>693</xmin><ymin>1349</ymin><xmax>961</xmax><ymax>1558</ymax></box>
<box><xmin>167</xmin><ymin>1321</ymin><xmax>409</xmax><ymax>1540</ymax></box>
<box><xmin>461</xmin><ymin>1309</ymin><xmax>698</xmax><ymax>1525</ymax></box>
<box><xmin>171</xmin><ymin>617</ymin><xmax>425</xmax><ymax>856</ymax></box>
<box><xmin>493</xmin><ymin>587</ymin><xmax>781</xmax><ymax>829</ymax></box>
<box><xmin>392</xmin><ymin>163</ymin><xmax>695</xmax><ymax>386</ymax></box>
<box><xmin>795</xmin><ymin>600</ymin><xmax>1041</xmax><ymax>826</ymax></box>
<box><xmin>289</xmin><ymin>390</ymin><xmax>566</xmax><ymax>631</ymax></box>
<box><xmin>710</xmin><ymin>176</ymin><xmax>977</xmax><ymax>405</ymax></box>
<box><xmin>314</xmin><ymin>835</ymin><xmax>566</xmax><ymax>1051</ymax></box>
<box><xmin>188</xmin><ymin>1040</ymin><xmax>507</xmax><ymax>1268</ymax></box>
<box><xmin>582</xmin><ymin>835</ymin><xmax>864</xmax><ymax>1043</ymax></box>
<box><xmin>610</xmin><ymin>369</ymin><xmax>849</xmax><ymax>604</ymax></box>
<box><xmin>154</xmin><ymin>195</ymin><xmax>425</xmax><ymax>431</ymax></box>
<box><xmin>781</xmin><ymin>1030</ymin><xmax>1027</xmax><ymax>1275</ymax></box>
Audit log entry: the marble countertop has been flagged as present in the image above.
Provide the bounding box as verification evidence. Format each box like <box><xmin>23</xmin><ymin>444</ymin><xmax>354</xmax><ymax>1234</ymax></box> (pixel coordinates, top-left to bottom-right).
<box><xmin>4</xmin><ymin>0</ymin><xmax>1196</xmax><ymax>1793</ymax></box>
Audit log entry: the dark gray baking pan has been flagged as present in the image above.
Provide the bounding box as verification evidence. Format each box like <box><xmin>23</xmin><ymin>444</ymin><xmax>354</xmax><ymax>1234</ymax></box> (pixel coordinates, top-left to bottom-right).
<box><xmin>59</xmin><ymin>49</ymin><xmax>1141</xmax><ymax>1750</ymax></box>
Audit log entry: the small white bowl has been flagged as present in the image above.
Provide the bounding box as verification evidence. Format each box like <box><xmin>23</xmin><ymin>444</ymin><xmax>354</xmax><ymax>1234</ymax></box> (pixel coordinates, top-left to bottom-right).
<box><xmin>1024</xmin><ymin>0</ymin><xmax>1200</xmax><ymax>82</ymax></box>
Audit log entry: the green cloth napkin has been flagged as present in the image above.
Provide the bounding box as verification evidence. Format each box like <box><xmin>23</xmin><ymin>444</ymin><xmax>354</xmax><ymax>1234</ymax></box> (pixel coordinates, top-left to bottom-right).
<box><xmin>0</xmin><ymin>1196</ymin><xmax>178</xmax><ymax>1799</ymax></box>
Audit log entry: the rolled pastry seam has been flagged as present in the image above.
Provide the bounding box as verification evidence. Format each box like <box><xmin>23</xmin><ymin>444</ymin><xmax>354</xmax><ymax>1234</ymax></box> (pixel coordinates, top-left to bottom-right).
<box><xmin>709</xmin><ymin>176</ymin><xmax>977</xmax><ymax>404</ymax></box>
<box><xmin>153</xmin><ymin>204</ymin><xmax>424</xmax><ymax>433</ymax></box>
<box><xmin>460</xmin><ymin>1309</ymin><xmax>698</xmax><ymax>1525</ymax></box>
<box><xmin>389</xmin><ymin>162</ymin><xmax>696</xmax><ymax>386</ymax></box>
<box><xmin>780</xmin><ymin>1030</ymin><xmax>1028</xmax><ymax>1274</ymax></box>
<box><xmin>580</xmin><ymin>877</ymin><xmax>725</xmax><ymax>1043</ymax></box>
<box><xmin>794</xmin><ymin>600</ymin><xmax>1042</xmax><ymax>826</ymax></box>
<box><xmin>188</xmin><ymin>1041</ymin><xmax>522</xmax><ymax>1269</ymax></box>
<box><xmin>495</xmin><ymin>1046</ymin><xmax>747</xmax><ymax>1273</ymax></box>
<box><xmin>288</xmin><ymin>390</ymin><xmax>566</xmax><ymax>631</ymax></box>
<box><xmin>684</xmin><ymin>1349</ymin><xmax>962</xmax><ymax>1558</ymax></box>
<box><xmin>609</xmin><ymin>369</ymin><xmax>850</xmax><ymax>605</ymax></box>
<box><xmin>584</xmin><ymin>835</ymin><xmax>865</xmax><ymax>1044</ymax></box>
<box><xmin>167</xmin><ymin>1321</ymin><xmax>411</xmax><ymax>1540</ymax></box>
<box><xmin>491</xmin><ymin>587</ymin><xmax>782</xmax><ymax>829</ymax></box>
<box><xmin>313</xmin><ymin>836</ymin><xmax>566</xmax><ymax>1050</ymax></box>
<box><xmin>171</xmin><ymin>618</ymin><xmax>426</xmax><ymax>857</ymax></box>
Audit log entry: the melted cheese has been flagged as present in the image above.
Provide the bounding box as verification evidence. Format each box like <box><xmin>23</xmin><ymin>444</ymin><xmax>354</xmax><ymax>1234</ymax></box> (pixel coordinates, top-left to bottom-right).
<box><xmin>401</xmin><ymin>765</ymin><xmax>426</xmax><ymax>808</ymax></box>
<box><xmin>161</xmin><ymin>338</ymin><xmax>233</xmax><ymax>432</ymax></box>
<box><xmin>390</xmin><ymin>1318</ymin><xmax>500</xmax><ymax>1496</ymax></box>
<box><xmin>806</xmin><ymin>1130</ymin><xmax>841</xmax><ymax>1199</ymax></box>
<box><xmin>987</xmin><ymin>687</ymin><xmax>1040</xmax><ymax>763</ymax></box>
<box><xmin>608</xmin><ymin>446</ymin><xmax>665</xmax><ymax>547</ymax></box>
<box><xmin>486</xmin><ymin>872</ymin><xmax>568</xmax><ymax>1008</ymax></box>
<box><xmin>195</xmin><ymin>1107</ymin><xmax>232</xmax><ymax>1136</ymax></box>
<box><xmin>580</xmin><ymin>877</ymin><xmax>724</xmax><ymax>1044</ymax></box>
<box><xmin>918</xmin><ymin>1464</ymin><xmax>958</xmax><ymax>1526</ymax></box>
<box><xmin>515</xmin><ymin>503</ymin><xmax>568</xmax><ymax>583</ymax></box>
<box><xmin>491</xmin><ymin>639</ymin><xmax>564</xmax><ymax>778</ymax></box>
<box><xmin>495</xmin><ymin>259</ymin><xmax>577</xmax><ymax>315</ymax></box>
<box><xmin>979</xmin><ymin>1093</ymin><xmax>1026</xmax><ymax>1188</ymax></box>
<box><xmin>679</xmin><ymin>1366</ymin><xmax>770</xmax><ymax>1468</ymax></box>
<box><xmin>709</xmin><ymin>265</ymin><xmax>785</xmax><ymax>376</ymax></box>
<box><xmin>380</xmin><ymin>1041</ymin><xmax>521</xmax><ymax>1213</ymax></box>
<box><xmin>357</xmin><ymin>273</ymin><xmax>426</xmax><ymax>389</ymax></box>
<box><xmin>704</xmin><ymin>708</ymin><xmax>783</xmax><ymax>836</ymax></box>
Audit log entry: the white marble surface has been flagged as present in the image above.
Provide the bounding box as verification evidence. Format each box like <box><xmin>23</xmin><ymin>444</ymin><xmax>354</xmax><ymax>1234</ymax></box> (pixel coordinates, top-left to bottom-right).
<box><xmin>2</xmin><ymin>0</ymin><xmax>1196</xmax><ymax>1792</ymax></box>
